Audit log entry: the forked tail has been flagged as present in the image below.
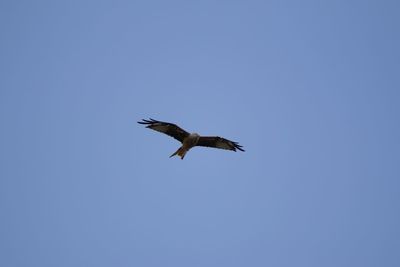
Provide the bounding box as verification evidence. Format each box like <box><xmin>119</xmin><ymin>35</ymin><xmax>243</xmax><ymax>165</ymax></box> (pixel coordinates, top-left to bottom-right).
<box><xmin>170</xmin><ymin>146</ymin><xmax>187</xmax><ymax>159</ymax></box>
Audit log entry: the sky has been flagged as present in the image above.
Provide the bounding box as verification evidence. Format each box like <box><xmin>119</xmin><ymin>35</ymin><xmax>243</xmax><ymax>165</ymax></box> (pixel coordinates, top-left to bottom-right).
<box><xmin>1</xmin><ymin>0</ymin><xmax>400</xmax><ymax>266</ymax></box>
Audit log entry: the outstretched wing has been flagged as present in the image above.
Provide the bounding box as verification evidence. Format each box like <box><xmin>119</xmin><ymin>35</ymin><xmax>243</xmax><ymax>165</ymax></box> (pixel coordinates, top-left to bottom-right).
<box><xmin>196</xmin><ymin>136</ymin><xmax>245</xmax><ymax>152</ymax></box>
<box><xmin>138</xmin><ymin>118</ymin><xmax>190</xmax><ymax>143</ymax></box>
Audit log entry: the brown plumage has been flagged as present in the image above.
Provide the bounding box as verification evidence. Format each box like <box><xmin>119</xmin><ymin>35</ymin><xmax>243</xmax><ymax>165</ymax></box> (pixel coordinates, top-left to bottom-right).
<box><xmin>138</xmin><ymin>118</ymin><xmax>244</xmax><ymax>159</ymax></box>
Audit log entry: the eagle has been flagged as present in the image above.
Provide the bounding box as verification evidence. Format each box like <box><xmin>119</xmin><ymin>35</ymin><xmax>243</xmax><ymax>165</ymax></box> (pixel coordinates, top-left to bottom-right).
<box><xmin>138</xmin><ymin>118</ymin><xmax>244</xmax><ymax>159</ymax></box>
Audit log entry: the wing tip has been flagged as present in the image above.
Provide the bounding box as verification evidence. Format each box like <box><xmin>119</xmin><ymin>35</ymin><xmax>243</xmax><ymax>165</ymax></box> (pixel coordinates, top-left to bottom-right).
<box><xmin>232</xmin><ymin>141</ymin><xmax>245</xmax><ymax>152</ymax></box>
<box><xmin>137</xmin><ymin>118</ymin><xmax>160</xmax><ymax>125</ymax></box>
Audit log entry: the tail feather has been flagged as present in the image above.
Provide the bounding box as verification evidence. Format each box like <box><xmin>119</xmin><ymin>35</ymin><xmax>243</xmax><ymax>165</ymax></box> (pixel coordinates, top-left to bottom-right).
<box><xmin>170</xmin><ymin>146</ymin><xmax>187</xmax><ymax>159</ymax></box>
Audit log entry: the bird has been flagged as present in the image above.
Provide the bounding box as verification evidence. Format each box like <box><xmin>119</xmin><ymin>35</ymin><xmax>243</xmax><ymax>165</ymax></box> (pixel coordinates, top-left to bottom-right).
<box><xmin>138</xmin><ymin>118</ymin><xmax>244</xmax><ymax>159</ymax></box>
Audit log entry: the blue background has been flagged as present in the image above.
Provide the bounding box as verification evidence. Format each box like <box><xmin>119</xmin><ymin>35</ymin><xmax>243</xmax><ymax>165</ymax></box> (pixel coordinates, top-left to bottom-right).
<box><xmin>1</xmin><ymin>1</ymin><xmax>399</xmax><ymax>266</ymax></box>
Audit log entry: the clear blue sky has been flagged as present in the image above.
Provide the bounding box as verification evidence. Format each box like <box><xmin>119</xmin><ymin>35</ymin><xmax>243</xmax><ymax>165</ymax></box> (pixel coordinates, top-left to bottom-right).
<box><xmin>1</xmin><ymin>1</ymin><xmax>399</xmax><ymax>266</ymax></box>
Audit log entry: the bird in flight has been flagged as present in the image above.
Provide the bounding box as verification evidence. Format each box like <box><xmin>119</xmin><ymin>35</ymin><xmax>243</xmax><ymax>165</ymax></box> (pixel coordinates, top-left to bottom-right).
<box><xmin>138</xmin><ymin>118</ymin><xmax>244</xmax><ymax>159</ymax></box>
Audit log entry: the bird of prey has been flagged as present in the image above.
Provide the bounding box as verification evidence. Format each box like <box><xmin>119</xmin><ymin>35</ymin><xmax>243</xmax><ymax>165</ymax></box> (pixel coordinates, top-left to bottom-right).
<box><xmin>138</xmin><ymin>118</ymin><xmax>244</xmax><ymax>159</ymax></box>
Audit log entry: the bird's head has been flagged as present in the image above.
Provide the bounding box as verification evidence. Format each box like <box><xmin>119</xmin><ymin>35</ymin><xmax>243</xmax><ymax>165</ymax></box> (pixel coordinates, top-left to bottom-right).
<box><xmin>190</xmin><ymin>132</ymin><xmax>200</xmax><ymax>137</ymax></box>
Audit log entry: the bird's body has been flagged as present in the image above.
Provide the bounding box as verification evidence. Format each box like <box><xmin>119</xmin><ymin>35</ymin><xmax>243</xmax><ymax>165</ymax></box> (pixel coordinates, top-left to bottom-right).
<box><xmin>170</xmin><ymin>133</ymin><xmax>200</xmax><ymax>159</ymax></box>
<box><xmin>138</xmin><ymin>118</ymin><xmax>244</xmax><ymax>159</ymax></box>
